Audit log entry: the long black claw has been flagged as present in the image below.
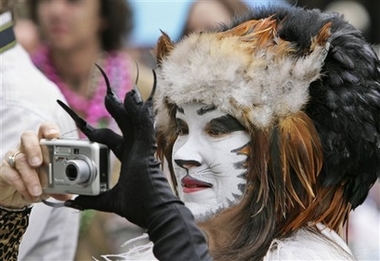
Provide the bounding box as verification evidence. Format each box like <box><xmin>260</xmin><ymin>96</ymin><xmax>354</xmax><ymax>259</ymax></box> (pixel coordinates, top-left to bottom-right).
<box><xmin>57</xmin><ymin>100</ymin><xmax>95</xmax><ymax>133</ymax></box>
<box><xmin>42</xmin><ymin>199</ymin><xmax>65</xmax><ymax>208</ymax></box>
<box><xmin>133</xmin><ymin>61</ymin><xmax>143</xmax><ymax>104</ymax></box>
<box><xmin>134</xmin><ymin>60</ymin><xmax>140</xmax><ymax>85</ymax></box>
<box><xmin>95</xmin><ymin>63</ymin><xmax>122</xmax><ymax>104</ymax></box>
<box><xmin>148</xmin><ymin>69</ymin><xmax>157</xmax><ymax>101</ymax></box>
<box><xmin>64</xmin><ymin>200</ymin><xmax>85</xmax><ymax>211</ymax></box>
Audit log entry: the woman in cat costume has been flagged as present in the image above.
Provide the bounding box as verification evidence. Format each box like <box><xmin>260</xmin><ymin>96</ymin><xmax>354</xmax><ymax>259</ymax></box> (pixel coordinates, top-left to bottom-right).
<box><xmin>1</xmin><ymin>3</ymin><xmax>379</xmax><ymax>261</ymax></box>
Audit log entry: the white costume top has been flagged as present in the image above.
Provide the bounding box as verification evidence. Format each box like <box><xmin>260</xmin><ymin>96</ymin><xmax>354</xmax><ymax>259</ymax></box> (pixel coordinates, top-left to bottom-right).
<box><xmin>0</xmin><ymin>11</ymin><xmax>80</xmax><ymax>260</ymax></box>
<box><xmin>99</xmin><ymin>223</ymin><xmax>353</xmax><ymax>260</ymax></box>
<box><xmin>263</xmin><ymin>223</ymin><xmax>354</xmax><ymax>260</ymax></box>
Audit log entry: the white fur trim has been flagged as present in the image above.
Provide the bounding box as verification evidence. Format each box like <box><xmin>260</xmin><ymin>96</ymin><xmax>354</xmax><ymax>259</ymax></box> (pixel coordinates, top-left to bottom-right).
<box><xmin>97</xmin><ymin>233</ymin><xmax>157</xmax><ymax>261</ymax></box>
<box><xmin>156</xmin><ymin>32</ymin><xmax>329</xmax><ymax>129</ymax></box>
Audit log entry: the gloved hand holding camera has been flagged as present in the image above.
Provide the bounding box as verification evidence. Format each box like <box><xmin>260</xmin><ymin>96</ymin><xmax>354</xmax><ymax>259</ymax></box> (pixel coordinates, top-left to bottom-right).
<box><xmin>61</xmin><ymin>66</ymin><xmax>211</xmax><ymax>260</ymax></box>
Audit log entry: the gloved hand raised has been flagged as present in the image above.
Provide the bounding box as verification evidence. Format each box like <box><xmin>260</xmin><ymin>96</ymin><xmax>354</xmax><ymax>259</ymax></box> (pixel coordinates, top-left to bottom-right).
<box><xmin>61</xmin><ymin>65</ymin><xmax>176</xmax><ymax>227</ymax></box>
<box><xmin>62</xmin><ymin>65</ymin><xmax>212</xmax><ymax>260</ymax></box>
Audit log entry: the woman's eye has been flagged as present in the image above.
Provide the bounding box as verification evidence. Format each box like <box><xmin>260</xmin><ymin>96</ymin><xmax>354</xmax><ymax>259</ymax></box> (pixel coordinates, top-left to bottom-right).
<box><xmin>207</xmin><ymin>128</ymin><xmax>227</xmax><ymax>137</ymax></box>
<box><xmin>206</xmin><ymin>115</ymin><xmax>245</xmax><ymax>137</ymax></box>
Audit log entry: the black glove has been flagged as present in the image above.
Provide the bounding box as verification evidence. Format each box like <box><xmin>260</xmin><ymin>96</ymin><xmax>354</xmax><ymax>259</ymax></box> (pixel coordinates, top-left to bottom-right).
<box><xmin>62</xmin><ymin>65</ymin><xmax>212</xmax><ymax>261</ymax></box>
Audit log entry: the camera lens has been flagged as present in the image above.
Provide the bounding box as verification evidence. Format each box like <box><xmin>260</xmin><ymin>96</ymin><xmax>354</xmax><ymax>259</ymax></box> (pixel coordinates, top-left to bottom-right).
<box><xmin>66</xmin><ymin>164</ymin><xmax>78</xmax><ymax>181</ymax></box>
<box><xmin>65</xmin><ymin>157</ymin><xmax>93</xmax><ymax>185</ymax></box>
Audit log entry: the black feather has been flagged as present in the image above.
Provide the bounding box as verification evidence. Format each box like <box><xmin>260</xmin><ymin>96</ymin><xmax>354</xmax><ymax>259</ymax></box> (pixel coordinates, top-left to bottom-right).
<box><xmin>222</xmin><ymin>4</ymin><xmax>380</xmax><ymax>209</ymax></box>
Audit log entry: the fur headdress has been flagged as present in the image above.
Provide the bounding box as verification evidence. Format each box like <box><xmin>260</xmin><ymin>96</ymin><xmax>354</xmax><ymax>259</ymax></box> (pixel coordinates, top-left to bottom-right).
<box><xmin>154</xmin><ymin>4</ymin><xmax>380</xmax><ymax>235</ymax></box>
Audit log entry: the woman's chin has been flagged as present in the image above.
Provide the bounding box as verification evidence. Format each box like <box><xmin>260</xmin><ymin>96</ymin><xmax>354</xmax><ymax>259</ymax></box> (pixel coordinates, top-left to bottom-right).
<box><xmin>185</xmin><ymin>202</ymin><xmax>225</xmax><ymax>222</ymax></box>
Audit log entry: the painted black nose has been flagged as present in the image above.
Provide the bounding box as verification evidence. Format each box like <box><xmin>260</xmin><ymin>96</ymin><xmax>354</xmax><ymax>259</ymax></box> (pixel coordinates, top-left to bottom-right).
<box><xmin>174</xmin><ymin>159</ymin><xmax>201</xmax><ymax>169</ymax></box>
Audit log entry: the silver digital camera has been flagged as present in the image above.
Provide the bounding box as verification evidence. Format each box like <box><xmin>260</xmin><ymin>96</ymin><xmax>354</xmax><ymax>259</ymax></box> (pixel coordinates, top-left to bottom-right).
<box><xmin>40</xmin><ymin>139</ymin><xmax>110</xmax><ymax>195</ymax></box>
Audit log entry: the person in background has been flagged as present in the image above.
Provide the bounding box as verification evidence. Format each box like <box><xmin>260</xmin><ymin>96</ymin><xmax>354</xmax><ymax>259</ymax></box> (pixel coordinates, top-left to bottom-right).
<box><xmin>180</xmin><ymin>0</ymin><xmax>249</xmax><ymax>38</ymax></box>
<box><xmin>28</xmin><ymin>0</ymin><xmax>135</xmax><ymax>128</ymax></box>
<box><xmin>0</xmin><ymin>1</ymin><xmax>79</xmax><ymax>260</ymax></box>
<box><xmin>2</xmin><ymin>3</ymin><xmax>380</xmax><ymax>261</ymax></box>
<box><xmin>26</xmin><ymin>0</ymin><xmax>149</xmax><ymax>258</ymax></box>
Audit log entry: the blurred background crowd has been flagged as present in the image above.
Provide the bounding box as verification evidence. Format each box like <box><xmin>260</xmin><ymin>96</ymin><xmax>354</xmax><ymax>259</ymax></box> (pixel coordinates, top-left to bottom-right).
<box><xmin>13</xmin><ymin>0</ymin><xmax>380</xmax><ymax>69</ymax></box>
<box><xmin>9</xmin><ymin>0</ymin><xmax>379</xmax><ymax>260</ymax></box>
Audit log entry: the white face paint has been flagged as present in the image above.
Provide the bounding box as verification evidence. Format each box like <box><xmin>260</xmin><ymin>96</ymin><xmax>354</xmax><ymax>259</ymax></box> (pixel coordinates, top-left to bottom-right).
<box><xmin>172</xmin><ymin>103</ymin><xmax>250</xmax><ymax>222</ymax></box>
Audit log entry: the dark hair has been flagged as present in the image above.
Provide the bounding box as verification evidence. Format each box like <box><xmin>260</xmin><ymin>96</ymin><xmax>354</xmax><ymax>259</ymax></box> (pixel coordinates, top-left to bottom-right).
<box><xmin>180</xmin><ymin>0</ymin><xmax>250</xmax><ymax>38</ymax></box>
<box><xmin>28</xmin><ymin>0</ymin><xmax>133</xmax><ymax>51</ymax></box>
